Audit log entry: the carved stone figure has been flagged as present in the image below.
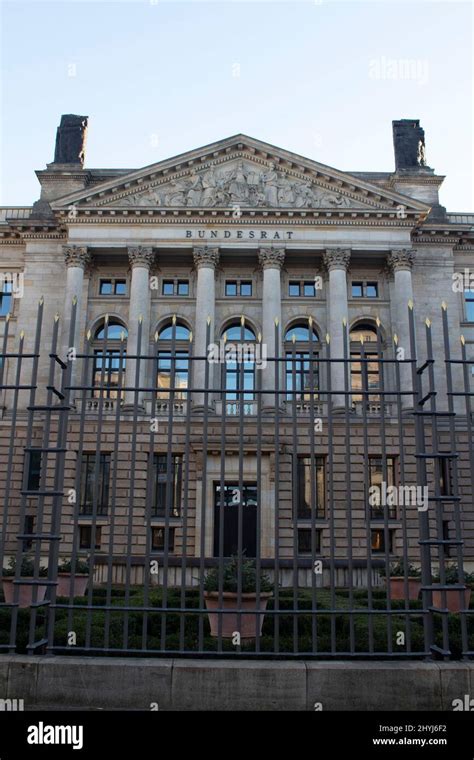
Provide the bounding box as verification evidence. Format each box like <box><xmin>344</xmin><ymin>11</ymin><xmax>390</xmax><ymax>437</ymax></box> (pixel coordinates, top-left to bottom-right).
<box><xmin>392</xmin><ymin>119</ymin><xmax>428</xmax><ymax>170</ymax></box>
<box><xmin>165</xmin><ymin>179</ymin><xmax>187</xmax><ymax>206</ymax></box>
<box><xmin>54</xmin><ymin>114</ymin><xmax>88</xmax><ymax>166</ymax></box>
<box><xmin>228</xmin><ymin>161</ymin><xmax>249</xmax><ymax>202</ymax></box>
<box><xmin>201</xmin><ymin>166</ymin><xmax>219</xmax><ymax>207</ymax></box>
<box><xmin>186</xmin><ymin>170</ymin><xmax>203</xmax><ymax>206</ymax></box>
<box><xmin>262</xmin><ymin>162</ymin><xmax>279</xmax><ymax>206</ymax></box>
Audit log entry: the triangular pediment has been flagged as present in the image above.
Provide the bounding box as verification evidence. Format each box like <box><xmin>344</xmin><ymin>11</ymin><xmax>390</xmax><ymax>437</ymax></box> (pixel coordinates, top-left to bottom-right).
<box><xmin>51</xmin><ymin>134</ymin><xmax>430</xmax><ymax>215</ymax></box>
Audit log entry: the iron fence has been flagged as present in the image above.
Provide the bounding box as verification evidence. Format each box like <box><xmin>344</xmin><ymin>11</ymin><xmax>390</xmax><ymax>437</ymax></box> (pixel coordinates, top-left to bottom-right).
<box><xmin>0</xmin><ymin>300</ymin><xmax>473</xmax><ymax>659</ymax></box>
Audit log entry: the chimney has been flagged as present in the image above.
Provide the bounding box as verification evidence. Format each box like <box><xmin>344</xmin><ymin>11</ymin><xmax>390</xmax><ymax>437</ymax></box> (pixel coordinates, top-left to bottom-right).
<box><xmin>392</xmin><ymin>119</ymin><xmax>430</xmax><ymax>172</ymax></box>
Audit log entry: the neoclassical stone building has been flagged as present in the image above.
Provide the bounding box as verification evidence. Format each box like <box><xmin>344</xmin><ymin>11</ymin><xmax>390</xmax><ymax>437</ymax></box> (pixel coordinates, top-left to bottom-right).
<box><xmin>0</xmin><ymin>116</ymin><xmax>473</xmax><ymax>585</ymax></box>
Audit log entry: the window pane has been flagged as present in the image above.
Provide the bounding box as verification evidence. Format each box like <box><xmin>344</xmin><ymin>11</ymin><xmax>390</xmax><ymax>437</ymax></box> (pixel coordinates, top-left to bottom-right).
<box><xmin>27</xmin><ymin>450</ymin><xmax>42</xmax><ymax>491</ymax></box>
<box><xmin>0</xmin><ymin>292</ymin><xmax>12</xmax><ymax>317</ymax></box>
<box><xmin>177</xmin><ymin>280</ymin><xmax>189</xmax><ymax>295</ymax></box>
<box><xmin>366</xmin><ymin>282</ymin><xmax>378</xmax><ymax>298</ymax></box>
<box><xmin>152</xmin><ymin>527</ymin><xmax>175</xmax><ymax>552</ymax></box>
<box><xmin>240</xmin><ymin>281</ymin><xmax>252</xmax><ymax>296</ymax></box>
<box><xmin>162</xmin><ymin>281</ymin><xmax>174</xmax><ymax>295</ymax></box>
<box><xmin>223</xmin><ymin>325</ymin><xmax>256</xmax><ymax>341</ymax></box>
<box><xmin>289</xmin><ymin>282</ymin><xmax>300</xmax><ymax>297</ymax></box>
<box><xmin>303</xmin><ymin>282</ymin><xmax>316</xmax><ymax>297</ymax></box>
<box><xmin>225</xmin><ymin>281</ymin><xmax>238</xmax><ymax>296</ymax></box>
<box><xmin>153</xmin><ymin>455</ymin><xmax>182</xmax><ymax>517</ymax></box>
<box><xmin>115</xmin><ymin>280</ymin><xmax>127</xmax><ymax>295</ymax></box>
<box><xmin>158</xmin><ymin>323</ymin><xmax>190</xmax><ymax>340</ymax></box>
<box><xmin>100</xmin><ymin>280</ymin><xmax>113</xmax><ymax>295</ymax></box>
<box><xmin>352</xmin><ymin>282</ymin><xmax>363</xmax><ymax>297</ymax></box>
<box><xmin>285</xmin><ymin>324</ymin><xmax>318</xmax><ymax>342</ymax></box>
<box><xmin>296</xmin><ymin>457</ymin><xmax>325</xmax><ymax>518</ymax></box>
<box><xmin>465</xmin><ymin>296</ymin><xmax>474</xmax><ymax>322</ymax></box>
<box><xmin>95</xmin><ymin>322</ymin><xmax>127</xmax><ymax>340</ymax></box>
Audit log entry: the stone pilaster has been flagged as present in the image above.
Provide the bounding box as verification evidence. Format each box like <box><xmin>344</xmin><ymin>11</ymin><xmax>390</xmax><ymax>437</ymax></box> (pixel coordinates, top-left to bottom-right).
<box><xmin>323</xmin><ymin>248</ymin><xmax>351</xmax><ymax>409</ymax></box>
<box><xmin>125</xmin><ymin>246</ymin><xmax>154</xmax><ymax>407</ymax></box>
<box><xmin>388</xmin><ymin>248</ymin><xmax>416</xmax><ymax>408</ymax></box>
<box><xmin>258</xmin><ymin>247</ymin><xmax>285</xmax><ymax>407</ymax></box>
<box><xmin>62</xmin><ymin>245</ymin><xmax>91</xmax><ymax>396</ymax></box>
<box><xmin>193</xmin><ymin>246</ymin><xmax>220</xmax><ymax>409</ymax></box>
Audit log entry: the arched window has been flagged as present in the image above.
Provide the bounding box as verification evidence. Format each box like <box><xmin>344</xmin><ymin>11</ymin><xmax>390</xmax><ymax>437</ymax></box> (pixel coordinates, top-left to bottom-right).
<box><xmin>92</xmin><ymin>319</ymin><xmax>127</xmax><ymax>399</ymax></box>
<box><xmin>221</xmin><ymin>321</ymin><xmax>257</xmax><ymax>402</ymax></box>
<box><xmin>156</xmin><ymin>320</ymin><xmax>190</xmax><ymax>400</ymax></box>
<box><xmin>284</xmin><ymin>322</ymin><xmax>319</xmax><ymax>401</ymax></box>
<box><xmin>350</xmin><ymin>321</ymin><xmax>380</xmax><ymax>403</ymax></box>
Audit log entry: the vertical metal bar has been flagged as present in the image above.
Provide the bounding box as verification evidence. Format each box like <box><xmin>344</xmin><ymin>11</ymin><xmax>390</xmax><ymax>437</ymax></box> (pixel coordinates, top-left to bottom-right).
<box><xmin>178</xmin><ymin>330</ymin><xmax>194</xmax><ymax>652</ymax></box>
<box><xmin>377</xmin><ymin>319</ymin><xmax>392</xmax><ymax>654</ymax></box>
<box><xmin>342</xmin><ymin>318</ymin><xmax>355</xmax><ymax>653</ymax></box>
<box><xmin>360</xmin><ymin>335</ymin><xmax>374</xmax><ymax>653</ymax></box>
<box><xmin>255</xmin><ymin>330</ymin><xmax>263</xmax><ymax>654</ymax></box>
<box><xmin>197</xmin><ymin>318</ymin><xmax>211</xmax><ymax>651</ymax></box>
<box><xmin>325</xmin><ymin>332</ymin><xmax>336</xmax><ymax>654</ymax></box>
<box><xmin>441</xmin><ymin>304</ymin><xmax>468</xmax><ymax>655</ymax></box>
<box><xmin>308</xmin><ymin>317</ymin><xmax>318</xmax><ymax>653</ymax></box>
<box><xmin>273</xmin><ymin>318</ymin><xmax>280</xmax><ymax>653</ymax></box>
<box><xmin>290</xmin><ymin>332</ymin><xmax>298</xmax><ymax>653</ymax></box>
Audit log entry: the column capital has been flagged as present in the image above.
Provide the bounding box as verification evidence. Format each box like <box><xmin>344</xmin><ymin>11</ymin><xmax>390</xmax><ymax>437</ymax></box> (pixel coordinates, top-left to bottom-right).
<box><xmin>193</xmin><ymin>245</ymin><xmax>220</xmax><ymax>269</ymax></box>
<box><xmin>128</xmin><ymin>246</ymin><xmax>154</xmax><ymax>268</ymax></box>
<box><xmin>388</xmin><ymin>248</ymin><xmax>416</xmax><ymax>272</ymax></box>
<box><xmin>63</xmin><ymin>245</ymin><xmax>91</xmax><ymax>269</ymax></box>
<box><xmin>258</xmin><ymin>246</ymin><xmax>285</xmax><ymax>270</ymax></box>
<box><xmin>323</xmin><ymin>248</ymin><xmax>351</xmax><ymax>272</ymax></box>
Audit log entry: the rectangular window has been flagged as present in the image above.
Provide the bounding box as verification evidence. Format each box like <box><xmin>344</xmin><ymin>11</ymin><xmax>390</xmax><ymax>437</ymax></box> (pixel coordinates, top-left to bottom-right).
<box><xmin>225</xmin><ymin>281</ymin><xmax>238</xmax><ymax>296</ymax></box>
<box><xmin>442</xmin><ymin>521</ymin><xmax>451</xmax><ymax>558</ymax></box>
<box><xmin>303</xmin><ymin>282</ymin><xmax>316</xmax><ymax>297</ymax></box>
<box><xmin>152</xmin><ymin>454</ymin><xmax>183</xmax><ymax>517</ymax></box>
<box><xmin>240</xmin><ymin>281</ymin><xmax>252</xmax><ymax>296</ymax></box>
<box><xmin>114</xmin><ymin>279</ymin><xmax>127</xmax><ymax>295</ymax></box>
<box><xmin>297</xmin><ymin>528</ymin><xmax>321</xmax><ymax>555</ymax></box>
<box><xmin>79</xmin><ymin>525</ymin><xmax>102</xmax><ymax>550</ymax></box>
<box><xmin>99</xmin><ymin>280</ymin><xmax>113</xmax><ymax>295</ymax></box>
<box><xmin>177</xmin><ymin>280</ymin><xmax>189</xmax><ymax>296</ymax></box>
<box><xmin>369</xmin><ymin>456</ymin><xmax>397</xmax><ymax>519</ymax></box>
<box><xmin>151</xmin><ymin>527</ymin><xmax>175</xmax><ymax>552</ymax></box>
<box><xmin>26</xmin><ymin>449</ymin><xmax>42</xmax><ymax>491</ymax></box>
<box><xmin>0</xmin><ymin>280</ymin><xmax>13</xmax><ymax>317</ymax></box>
<box><xmin>439</xmin><ymin>457</ymin><xmax>452</xmax><ymax>497</ymax></box>
<box><xmin>295</xmin><ymin>456</ymin><xmax>325</xmax><ymax>519</ymax></box>
<box><xmin>288</xmin><ymin>282</ymin><xmax>301</xmax><ymax>297</ymax></box>
<box><xmin>371</xmin><ymin>528</ymin><xmax>394</xmax><ymax>555</ymax></box>
<box><xmin>162</xmin><ymin>280</ymin><xmax>174</xmax><ymax>296</ymax></box>
<box><xmin>286</xmin><ymin>351</ymin><xmax>319</xmax><ymax>401</ymax></box>
<box><xmin>23</xmin><ymin>516</ymin><xmax>34</xmax><ymax>551</ymax></box>
<box><xmin>93</xmin><ymin>350</ymin><xmax>125</xmax><ymax>399</ymax></box>
<box><xmin>352</xmin><ymin>281</ymin><xmax>379</xmax><ymax>298</ymax></box>
<box><xmin>99</xmin><ymin>279</ymin><xmax>127</xmax><ymax>296</ymax></box>
<box><xmin>465</xmin><ymin>290</ymin><xmax>474</xmax><ymax>322</ymax></box>
<box><xmin>79</xmin><ymin>453</ymin><xmax>110</xmax><ymax>516</ymax></box>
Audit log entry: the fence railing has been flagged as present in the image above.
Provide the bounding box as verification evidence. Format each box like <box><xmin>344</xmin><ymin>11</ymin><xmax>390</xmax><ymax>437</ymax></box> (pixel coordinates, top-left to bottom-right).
<box><xmin>0</xmin><ymin>301</ymin><xmax>473</xmax><ymax>659</ymax></box>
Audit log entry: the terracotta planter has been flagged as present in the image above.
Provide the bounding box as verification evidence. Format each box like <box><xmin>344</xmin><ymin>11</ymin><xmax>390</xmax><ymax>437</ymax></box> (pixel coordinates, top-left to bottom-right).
<box><xmin>387</xmin><ymin>577</ymin><xmax>421</xmax><ymax>601</ymax></box>
<box><xmin>56</xmin><ymin>573</ymin><xmax>89</xmax><ymax>597</ymax></box>
<box><xmin>2</xmin><ymin>578</ymin><xmax>47</xmax><ymax>608</ymax></box>
<box><xmin>432</xmin><ymin>586</ymin><xmax>471</xmax><ymax>613</ymax></box>
<box><xmin>204</xmin><ymin>592</ymin><xmax>272</xmax><ymax>639</ymax></box>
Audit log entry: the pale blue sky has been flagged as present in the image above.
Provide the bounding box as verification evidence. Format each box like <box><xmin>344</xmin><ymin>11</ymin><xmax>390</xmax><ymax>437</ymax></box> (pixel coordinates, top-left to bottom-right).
<box><xmin>1</xmin><ymin>0</ymin><xmax>472</xmax><ymax>210</ymax></box>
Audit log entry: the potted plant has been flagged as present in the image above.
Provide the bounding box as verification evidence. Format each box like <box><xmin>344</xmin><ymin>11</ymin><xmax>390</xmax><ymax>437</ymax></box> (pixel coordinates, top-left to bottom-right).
<box><xmin>57</xmin><ymin>558</ymin><xmax>90</xmax><ymax>597</ymax></box>
<box><xmin>1</xmin><ymin>555</ymin><xmax>48</xmax><ymax>608</ymax></box>
<box><xmin>431</xmin><ymin>564</ymin><xmax>474</xmax><ymax>613</ymax></box>
<box><xmin>204</xmin><ymin>556</ymin><xmax>273</xmax><ymax>640</ymax></box>
<box><xmin>379</xmin><ymin>559</ymin><xmax>422</xmax><ymax>601</ymax></box>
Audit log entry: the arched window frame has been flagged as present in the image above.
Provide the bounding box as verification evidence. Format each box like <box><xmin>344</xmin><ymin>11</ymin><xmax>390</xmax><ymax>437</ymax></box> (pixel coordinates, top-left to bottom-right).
<box><xmin>156</xmin><ymin>317</ymin><xmax>192</xmax><ymax>401</ymax></box>
<box><xmin>91</xmin><ymin>318</ymin><xmax>127</xmax><ymax>399</ymax></box>
<box><xmin>349</xmin><ymin>320</ymin><xmax>382</xmax><ymax>404</ymax></box>
<box><xmin>284</xmin><ymin>319</ymin><xmax>320</xmax><ymax>402</ymax></box>
<box><xmin>220</xmin><ymin>318</ymin><xmax>257</xmax><ymax>403</ymax></box>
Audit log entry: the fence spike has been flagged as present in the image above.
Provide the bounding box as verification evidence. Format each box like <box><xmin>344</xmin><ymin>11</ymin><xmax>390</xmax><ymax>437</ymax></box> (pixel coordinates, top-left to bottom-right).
<box><xmin>39</xmin><ymin>296</ymin><xmax>44</xmax><ymax>306</ymax></box>
<box><xmin>206</xmin><ymin>316</ymin><xmax>211</xmax><ymax>326</ymax></box>
<box><xmin>292</xmin><ymin>333</ymin><xmax>296</xmax><ymax>344</ymax></box>
<box><xmin>240</xmin><ymin>314</ymin><xmax>245</xmax><ymax>326</ymax></box>
<box><xmin>5</xmin><ymin>312</ymin><xmax>10</xmax><ymax>323</ymax></box>
<box><xmin>138</xmin><ymin>314</ymin><xmax>143</xmax><ymax>324</ymax></box>
<box><xmin>54</xmin><ymin>313</ymin><xmax>60</xmax><ymax>323</ymax></box>
<box><xmin>154</xmin><ymin>330</ymin><xmax>159</xmax><ymax>342</ymax></box>
<box><xmin>172</xmin><ymin>314</ymin><xmax>177</xmax><ymax>325</ymax></box>
<box><xmin>441</xmin><ymin>301</ymin><xmax>447</xmax><ymax>311</ymax></box>
<box><xmin>342</xmin><ymin>317</ymin><xmax>347</xmax><ymax>327</ymax></box>
<box><xmin>393</xmin><ymin>333</ymin><xmax>398</xmax><ymax>345</ymax></box>
<box><xmin>257</xmin><ymin>331</ymin><xmax>262</xmax><ymax>343</ymax></box>
<box><xmin>425</xmin><ymin>318</ymin><xmax>431</xmax><ymax>328</ymax></box>
<box><xmin>461</xmin><ymin>334</ymin><xmax>465</xmax><ymax>345</ymax></box>
<box><xmin>19</xmin><ymin>329</ymin><xmax>25</xmax><ymax>340</ymax></box>
<box><xmin>376</xmin><ymin>316</ymin><xmax>381</xmax><ymax>328</ymax></box>
<box><xmin>189</xmin><ymin>331</ymin><xmax>193</xmax><ymax>343</ymax></box>
<box><xmin>326</xmin><ymin>333</ymin><xmax>330</xmax><ymax>344</ymax></box>
<box><xmin>408</xmin><ymin>299</ymin><xmax>414</xmax><ymax>310</ymax></box>
<box><xmin>120</xmin><ymin>330</ymin><xmax>126</xmax><ymax>342</ymax></box>
<box><xmin>308</xmin><ymin>316</ymin><xmax>313</xmax><ymax>327</ymax></box>
<box><xmin>274</xmin><ymin>317</ymin><xmax>279</xmax><ymax>326</ymax></box>
<box><xmin>86</xmin><ymin>329</ymin><xmax>91</xmax><ymax>342</ymax></box>
<box><xmin>72</xmin><ymin>295</ymin><xmax>78</xmax><ymax>306</ymax></box>
<box><xmin>104</xmin><ymin>313</ymin><xmax>109</xmax><ymax>324</ymax></box>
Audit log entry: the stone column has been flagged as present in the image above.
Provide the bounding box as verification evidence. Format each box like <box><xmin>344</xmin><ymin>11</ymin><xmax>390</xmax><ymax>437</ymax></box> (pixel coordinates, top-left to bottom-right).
<box><xmin>388</xmin><ymin>248</ymin><xmax>416</xmax><ymax>409</ymax></box>
<box><xmin>124</xmin><ymin>246</ymin><xmax>154</xmax><ymax>408</ymax></box>
<box><xmin>258</xmin><ymin>247</ymin><xmax>285</xmax><ymax>408</ymax></box>
<box><xmin>323</xmin><ymin>248</ymin><xmax>351</xmax><ymax>410</ymax></box>
<box><xmin>62</xmin><ymin>245</ymin><xmax>91</xmax><ymax>397</ymax></box>
<box><xmin>193</xmin><ymin>246</ymin><xmax>220</xmax><ymax>409</ymax></box>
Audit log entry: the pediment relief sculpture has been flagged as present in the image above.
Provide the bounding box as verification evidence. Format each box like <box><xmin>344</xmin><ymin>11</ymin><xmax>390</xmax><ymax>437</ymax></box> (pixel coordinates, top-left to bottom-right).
<box><xmin>105</xmin><ymin>160</ymin><xmax>372</xmax><ymax>210</ymax></box>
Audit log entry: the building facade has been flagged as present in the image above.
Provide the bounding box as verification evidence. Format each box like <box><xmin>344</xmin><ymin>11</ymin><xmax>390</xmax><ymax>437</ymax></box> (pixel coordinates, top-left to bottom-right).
<box><xmin>1</xmin><ymin>116</ymin><xmax>474</xmax><ymax>589</ymax></box>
